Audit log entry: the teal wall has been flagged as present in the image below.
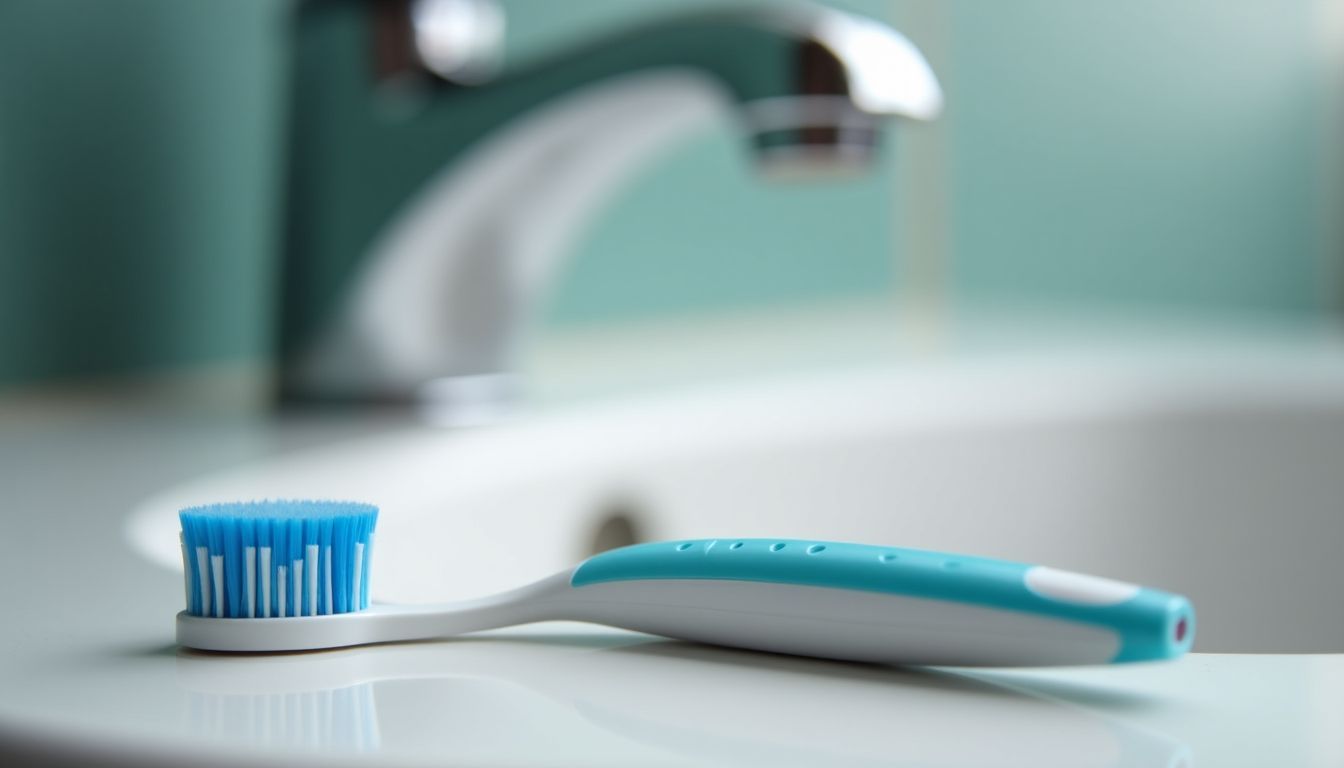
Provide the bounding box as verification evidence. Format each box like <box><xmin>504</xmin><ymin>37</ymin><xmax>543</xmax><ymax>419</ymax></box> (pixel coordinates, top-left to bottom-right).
<box><xmin>0</xmin><ymin>0</ymin><xmax>1337</xmax><ymax>388</ymax></box>
<box><xmin>0</xmin><ymin>0</ymin><xmax>284</xmax><ymax>385</ymax></box>
<box><xmin>942</xmin><ymin>0</ymin><xmax>1336</xmax><ymax>316</ymax></box>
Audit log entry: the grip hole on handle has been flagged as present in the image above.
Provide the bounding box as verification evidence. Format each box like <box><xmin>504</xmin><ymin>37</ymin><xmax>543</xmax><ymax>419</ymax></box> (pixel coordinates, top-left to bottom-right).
<box><xmin>806</xmin><ymin>544</ymin><xmax>826</xmax><ymax>555</ymax></box>
<box><xmin>676</xmin><ymin>542</ymin><xmax>694</xmax><ymax>551</ymax></box>
<box><xmin>730</xmin><ymin>542</ymin><xmax>744</xmax><ymax>550</ymax></box>
<box><xmin>770</xmin><ymin>543</ymin><xmax>786</xmax><ymax>552</ymax></box>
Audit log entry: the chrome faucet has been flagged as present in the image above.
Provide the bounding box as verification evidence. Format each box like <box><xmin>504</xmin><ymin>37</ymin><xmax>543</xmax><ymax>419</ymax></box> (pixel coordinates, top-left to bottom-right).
<box><xmin>278</xmin><ymin>0</ymin><xmax>941</xmax><ymax>421</ymax></box>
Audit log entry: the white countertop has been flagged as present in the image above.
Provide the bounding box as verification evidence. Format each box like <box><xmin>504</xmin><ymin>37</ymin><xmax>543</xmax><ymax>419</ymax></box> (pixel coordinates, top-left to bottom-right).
<box><xmin>5</xmin><ymin>624</ymin><xmax>1343</xmax><ymax>768</ymax></box>
<box><xmin>3</xmin><ymin>310</ymin><xmax>1344</xmax><ymax>766</ymax></box>
<box><xmin>0</xmin><ymin>403</ymin><xmax>1335</xmax><ymax>767</ymax></box>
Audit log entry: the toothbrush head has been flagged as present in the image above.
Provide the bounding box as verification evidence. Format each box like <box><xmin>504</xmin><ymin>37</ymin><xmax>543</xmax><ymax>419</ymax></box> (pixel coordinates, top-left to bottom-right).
<box><xmin>179</xmin><ymin>500</ymin><xmax>378</xmax><ymax>619</ymax></box>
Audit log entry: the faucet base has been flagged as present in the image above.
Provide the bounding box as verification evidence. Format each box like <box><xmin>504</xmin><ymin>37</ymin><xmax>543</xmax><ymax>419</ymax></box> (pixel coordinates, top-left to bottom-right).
<box><xmin>277</xmin><ymin>372</ymin><xmax>519</xmax><ymax>428</ymax></box>
<box><xmin>416</xmin><ymin>373</ymin><xmax>521</xmax><ymax>427</ymax></box>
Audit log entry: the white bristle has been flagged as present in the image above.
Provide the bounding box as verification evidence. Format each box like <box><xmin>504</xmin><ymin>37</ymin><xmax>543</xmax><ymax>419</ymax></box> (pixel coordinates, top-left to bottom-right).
<box><xmin>293</xmin><ymin>559</ymin><xmax>302</xmax><ymax>618</ymax></box>
<box><xmin>277</xmin><ymin>566</ymin><xmax>287</xmax><ymax>618</ymax></box>
<box><xmin>323</xmin><ymin>546</ymin><xmax>333</xmax><ymax>616</ymax></box>
<box><xmin>365</xmin><ymin>534</ymin><xmax>375</xmax><ymax>608</ymax></box>
<box><xmin>306</xmin><ymin>545</ymin><xmax>319</xmax><ymax>617</ymax></box>
<box><xmin>211</xmin><ymin>555</ymin><xmax>224</xmax><ymax>618</ymax></box>
<box><xmin>196</xmin><ymin>546</ymin><xmax>211</xmax><ymax>618</ymax></box>
<box><xmin>245</xmin><ymin>547</ymin><xmax>256</xmax><ymax>619</ymax></box>
<box><xmin>260</xmin><ymin>547</ymin><xmax>272</xmax><ymax>618</ymax></box>
<box><xmin>353</xmin><ymin>542</ymin><xmax>364</xmax><ymax>612</ymax></box>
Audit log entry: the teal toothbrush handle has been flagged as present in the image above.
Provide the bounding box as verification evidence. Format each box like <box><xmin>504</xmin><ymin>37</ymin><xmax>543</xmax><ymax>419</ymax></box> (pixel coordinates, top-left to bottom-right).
<box><xmin>570</xmin><ymin>539</ymin><xmax>1194</xmax><ymax>665</ymax></box>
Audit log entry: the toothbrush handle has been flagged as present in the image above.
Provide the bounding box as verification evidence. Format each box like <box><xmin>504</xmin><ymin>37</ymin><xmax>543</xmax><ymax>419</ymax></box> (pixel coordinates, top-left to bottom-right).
<box><xmin>562</xmin><ymin>539</ymin><xmax>1194</xmax><ymax>667</ymax></box>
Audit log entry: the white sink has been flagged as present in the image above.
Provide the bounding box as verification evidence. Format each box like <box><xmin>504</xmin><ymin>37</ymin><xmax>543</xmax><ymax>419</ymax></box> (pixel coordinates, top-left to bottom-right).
<box><xmin>129</xmin><ymin>353</ymin><xmax>1344</xmax><ymax>653</ymax></box>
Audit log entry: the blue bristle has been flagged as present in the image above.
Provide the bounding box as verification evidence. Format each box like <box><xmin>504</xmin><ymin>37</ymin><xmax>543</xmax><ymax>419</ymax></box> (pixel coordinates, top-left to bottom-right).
<box><xmin>178</xmin><ymin>500</ymin><xmax>378</xmax><ymax>618</ymax></box>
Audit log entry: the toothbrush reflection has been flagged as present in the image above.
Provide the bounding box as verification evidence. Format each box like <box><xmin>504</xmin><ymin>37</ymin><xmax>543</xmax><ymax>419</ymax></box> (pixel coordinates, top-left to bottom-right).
<box><xmin>183</xmin><ymin>682</ymin><xmax>379</xmax><ymax>753</ymax></box>
<box><xmin>175</xmin><ymin>627</ymin><xmax>1190</xmax><ymax>767</ymax></box>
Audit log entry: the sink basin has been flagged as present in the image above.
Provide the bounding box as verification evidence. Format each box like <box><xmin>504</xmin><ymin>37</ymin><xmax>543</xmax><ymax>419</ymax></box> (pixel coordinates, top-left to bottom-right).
<box><xmin>129</xmin><ymin>353</ymin><xmax>1344</xmax><ymax>653</ymax></box>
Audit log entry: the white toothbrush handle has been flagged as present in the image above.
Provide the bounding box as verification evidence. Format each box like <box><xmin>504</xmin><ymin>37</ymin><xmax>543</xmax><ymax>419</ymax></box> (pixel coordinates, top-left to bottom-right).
<box><xmin>177</xmin><ymin>574</ymin><xmax>572</xmax><ymax>652</ymax></box>
<box><xmin>553</xmin><ymin>538</ymin><xmax>1194</xmax><ymax>667</ymax></box>
<box><xmin>179</xmin><ymin>539</ymin><xmax>1194</xmax><ymax>667</ymax></box>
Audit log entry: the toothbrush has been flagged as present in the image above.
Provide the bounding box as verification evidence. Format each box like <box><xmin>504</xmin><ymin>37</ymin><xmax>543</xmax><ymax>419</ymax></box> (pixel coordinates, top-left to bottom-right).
<box><xmin>176</xmin><ymin>500</ymin><xmax>1195</xmax><ymax>666</ymax></box>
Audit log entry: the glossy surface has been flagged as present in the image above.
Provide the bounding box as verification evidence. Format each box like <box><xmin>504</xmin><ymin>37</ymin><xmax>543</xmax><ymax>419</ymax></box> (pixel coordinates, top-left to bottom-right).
<box><xmin>4</xmin><ymin>621</ymin><xmax>1342</xmax><ymax>767</ymax></box>
<box><xmin>5</xmin><ymin>322</ymin><xmax>1344</xmax><ymax>764</ymax></box>
<box><xmin>279</xmin><ymin>3</ymin><xmax>938</xmax><ymax>403</ymax></box>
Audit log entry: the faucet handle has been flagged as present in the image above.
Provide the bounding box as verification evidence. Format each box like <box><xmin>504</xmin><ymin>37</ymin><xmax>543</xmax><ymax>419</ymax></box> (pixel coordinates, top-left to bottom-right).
<box><xmin>373</xmin><ymin>0</ymin><xmax>505</xmax><ymax>86</ymax></box>
<box><xmin>411</xmin><ymin>0</ymin><xmax>505</xmax><ymax>84</ymax></box>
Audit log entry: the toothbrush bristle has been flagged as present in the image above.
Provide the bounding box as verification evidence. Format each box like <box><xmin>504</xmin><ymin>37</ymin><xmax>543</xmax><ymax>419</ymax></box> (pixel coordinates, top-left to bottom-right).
<box><xmin>178</xmin><ymin>500</ymin><xmax>377</xmax><ymax>619</ymax></box>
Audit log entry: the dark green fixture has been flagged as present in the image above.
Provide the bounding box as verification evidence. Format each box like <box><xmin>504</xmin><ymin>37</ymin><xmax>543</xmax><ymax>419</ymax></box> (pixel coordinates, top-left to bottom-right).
<box><xmin>279</xmin><ymin>0</ymin><xmax>941</xmax><ymax>422</ymax></box>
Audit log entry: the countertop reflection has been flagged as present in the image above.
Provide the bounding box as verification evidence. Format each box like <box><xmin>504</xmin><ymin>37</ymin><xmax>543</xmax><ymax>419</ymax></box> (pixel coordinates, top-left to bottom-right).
<box><xmin>172</xmin><ymin>625</ymin><xmax>1191</xmax><ymax>767</ymax></box>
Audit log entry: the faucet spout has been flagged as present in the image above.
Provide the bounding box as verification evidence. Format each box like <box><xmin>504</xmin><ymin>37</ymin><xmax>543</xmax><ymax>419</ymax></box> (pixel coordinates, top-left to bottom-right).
<box><xmin>279</xmin><ymin>2</ymin><xmax>941</xmax><ymax>419</ymax></box>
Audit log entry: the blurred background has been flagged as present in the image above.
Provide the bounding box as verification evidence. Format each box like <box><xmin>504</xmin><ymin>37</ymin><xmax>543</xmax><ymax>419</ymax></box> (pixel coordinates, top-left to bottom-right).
<box><xmin>2</xmin><ymin>4</ymin><xmax>1344</xmax><ymax>763</ymax></box>
<box><xmin>3</xmin><ymin>5</ymin><xmax>1344</xmax><ymax>761</ymax></box>
<box><xmin>2</xmin><ymin>0</ymin><xmax>1339</xmax><ymax>392</ymax></box>
<box><xmin>2</xmin><ymin>0</ymin><xmax>1344</xmax><ymax>656</ymax></box>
